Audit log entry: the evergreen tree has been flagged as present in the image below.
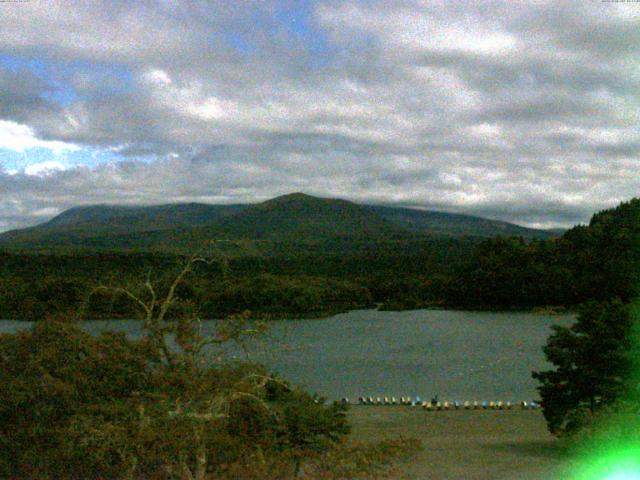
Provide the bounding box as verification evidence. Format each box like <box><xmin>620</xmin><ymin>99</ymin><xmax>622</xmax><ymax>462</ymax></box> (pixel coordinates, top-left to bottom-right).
<box><xmin>532</xmin><ymin>299</ymin><xmax>633</xmax><ymax>435</ymax></box>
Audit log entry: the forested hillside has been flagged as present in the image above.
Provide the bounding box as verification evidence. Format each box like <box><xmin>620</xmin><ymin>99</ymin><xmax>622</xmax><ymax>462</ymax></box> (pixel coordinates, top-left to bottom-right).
<box><xmin>0</xmin><ymin>195</ymin><xmax>636</xmax><ymax>320</ymax></box>
<box><xmin>449</xmin><ymin>198</ymin><xmax>640</xmax><ymax>309</ymax></box>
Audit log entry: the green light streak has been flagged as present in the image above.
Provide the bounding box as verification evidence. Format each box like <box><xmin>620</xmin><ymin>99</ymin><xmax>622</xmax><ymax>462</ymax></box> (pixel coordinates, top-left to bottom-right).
<box><xmin>567</xmin><ymin>302</ymin><xmax>640</xmax><ymax>480</ymax></box>
<box><xmin>571</xmin><ymin>444</ymin><xmax>640</xmax><ymax>480</ymax></box>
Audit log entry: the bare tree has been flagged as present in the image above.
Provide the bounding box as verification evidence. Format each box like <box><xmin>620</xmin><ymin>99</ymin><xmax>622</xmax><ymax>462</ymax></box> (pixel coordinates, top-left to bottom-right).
<box><xmin>87</xmin><ymin>254</ymin><xmax>267</xmax><ymax>368</ymax></box>
<box><xmin>86</xmin><ymin>254</ymin><xmax>279</xmax><ymax>480</ymax></box>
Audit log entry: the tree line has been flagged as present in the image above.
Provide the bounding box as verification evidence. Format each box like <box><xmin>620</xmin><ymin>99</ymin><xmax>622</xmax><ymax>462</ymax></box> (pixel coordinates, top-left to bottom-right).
<box><xmin>531</xmin><ymin>199</ymin><xmax>640</xmax><ymax>451</ymax></box>
<box><xmin>1</xmin><ymin>200</ymin><xmax>639</xmax><ymax>320</ymax></box>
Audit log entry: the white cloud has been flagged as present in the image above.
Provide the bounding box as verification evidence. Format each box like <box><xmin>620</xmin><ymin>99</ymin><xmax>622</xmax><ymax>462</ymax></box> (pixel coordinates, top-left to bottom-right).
<box><xmin>0</xmin><ymin>120</ymin><xmax>79</xmax><ymax>154</ymax></box>
<box><xmin>31</xmin><ymin>207</ymin><xmax>61</xmax><ymax>217</ymax></box>
<box><xmin>24</xmin><ymin>161</ymin><xmax>67</xmax><ymax>176</ymax></box>
<box><xmin>0</xmin><ymin>1</ymin><xmax>639</xmax><ymax>232</ymax></box>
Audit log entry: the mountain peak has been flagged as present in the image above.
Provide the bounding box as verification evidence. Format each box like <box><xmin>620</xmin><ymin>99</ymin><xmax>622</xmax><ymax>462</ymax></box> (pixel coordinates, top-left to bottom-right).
<box><xmin>264</xmin><ymin>192</ymin><xmax>325</xmax><ymax>204</ymax></box>
<box><xmin>276</xmin><ymin>192</ymin><xmax>312</xmax><ymax>200</ymax></box>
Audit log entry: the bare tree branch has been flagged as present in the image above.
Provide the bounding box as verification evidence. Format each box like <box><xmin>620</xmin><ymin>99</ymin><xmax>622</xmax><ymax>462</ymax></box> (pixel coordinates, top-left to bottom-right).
<box><xmin>91</xmin><ymin>285</ymin><xmax>152</xmax><ymax>318</ymax></box>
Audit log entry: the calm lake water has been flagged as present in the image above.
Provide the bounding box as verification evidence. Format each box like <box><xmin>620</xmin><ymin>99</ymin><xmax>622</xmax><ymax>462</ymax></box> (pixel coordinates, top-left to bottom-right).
<box><xmin>0</xmin><ymin>309</ymin><xmax>574</xmax><ymax>402</ymax></box>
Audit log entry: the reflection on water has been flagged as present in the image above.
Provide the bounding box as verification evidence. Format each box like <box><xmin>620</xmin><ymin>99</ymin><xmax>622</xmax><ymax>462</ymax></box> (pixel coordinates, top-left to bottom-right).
<box><xmin>0</xmin><ymin>309</ymin><xmax>574</xmax><ymax>401</ymax></box>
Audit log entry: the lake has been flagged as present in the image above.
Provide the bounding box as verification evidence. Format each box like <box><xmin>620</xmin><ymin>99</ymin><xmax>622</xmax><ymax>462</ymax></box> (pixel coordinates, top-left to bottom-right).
<box><xmin>0</xmin><ymin>309</ymin><xmax>574</xmax><ymax>402</ymax></box>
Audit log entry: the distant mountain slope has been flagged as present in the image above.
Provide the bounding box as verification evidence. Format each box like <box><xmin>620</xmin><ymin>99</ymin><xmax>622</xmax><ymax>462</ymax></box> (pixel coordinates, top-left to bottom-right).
<box><xmin>368</xmin><ymin>205</ymin><xmax>555</xmax><ymax>240</ymax></box>
<box><xmin>41</xmin><ymin>203</ymin><xmax>245</xmax><ymax>231</ymax></box>
<box><xmin>0</xmin><ymin>203</ymin><xmax>245</xmax><ymax>248</ymax></box>
<box><xmin>206</xmin><ymin>193</ymin><xmax>398</xmax><ymax>240</ymax></box>
<box><xmin>0</xmin><ymin>193</ymin><xmax>557</xmax><ymax>252</ymax></box>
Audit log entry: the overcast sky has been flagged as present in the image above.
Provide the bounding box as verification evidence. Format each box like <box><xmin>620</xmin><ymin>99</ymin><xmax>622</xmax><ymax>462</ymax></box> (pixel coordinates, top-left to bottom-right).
<box><xmin>0</xmin><ymin>0</ymin><xmax>638</xmax><ymax>232</ymax></box>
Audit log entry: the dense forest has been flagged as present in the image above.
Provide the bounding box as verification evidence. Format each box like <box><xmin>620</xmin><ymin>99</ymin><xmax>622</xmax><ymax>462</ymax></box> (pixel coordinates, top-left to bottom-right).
<box><xmin>451</xmin><ymin>198</ymin><xmax>640</xmax><ymax>309</ymax></box>
<box><xmin>0</xmin><ymin>239</ymin><xmax>475</xmax><ymax>320</ymax></box>
<box><xmin>0</xmin><ymin>195</ymin><xmax>638</xmax><ymax>321</ymax></box>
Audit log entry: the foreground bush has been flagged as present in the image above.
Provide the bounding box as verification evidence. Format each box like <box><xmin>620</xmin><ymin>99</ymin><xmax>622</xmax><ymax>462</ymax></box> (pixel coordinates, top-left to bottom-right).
<box><xmin>0</xmin><ymin>258</ymin><xmax>423</xmax><ymax>479</ymax></box>
<box><xmin>0</xmin><ymin>318</ymin><xmax>351</xmax><ymax>479</ymax></box>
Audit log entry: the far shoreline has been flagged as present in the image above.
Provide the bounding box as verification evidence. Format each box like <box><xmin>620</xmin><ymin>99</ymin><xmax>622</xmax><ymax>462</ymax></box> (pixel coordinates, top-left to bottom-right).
<box><xmin>0</xmin><ymin>304</ymin><xmax>576</xmax><ymax>322</ymax></box>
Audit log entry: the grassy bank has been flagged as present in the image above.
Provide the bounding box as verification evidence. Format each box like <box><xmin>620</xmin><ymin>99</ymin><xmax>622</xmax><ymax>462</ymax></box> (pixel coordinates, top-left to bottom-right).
<box><xmin>347</xmin><ymin>406</ymin><xmax>569</xmax><ymax>479</ymax></box>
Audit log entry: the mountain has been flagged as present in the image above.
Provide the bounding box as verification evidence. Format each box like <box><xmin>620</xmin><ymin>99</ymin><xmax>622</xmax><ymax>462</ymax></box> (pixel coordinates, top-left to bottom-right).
<box><xmin>0</xmin><ymin>203</ymin><xmax>245</xmax><ymax>250</ymax></box>
<box><xmin>367</xmin><ymin>205</ymin><xmax>554</xmax><ymax>239</ymax></box>
<box><xmin>205</xmin><ymin>193</ymin><xmax>397</xmax><ymax>240</ymax></box>
<box><xmin>0</xmin><ymin>193</ymin><xmax>556</xmax><ymax>252</ymax></box>
<box><xmin>42</xmin><ymin>203</ymin><xmax>245</xmax><ymax>231</ymax></box>
<box><xmin>36</xmin><ymin>203</ymin><xmax>245</xmax><ymax>233</ymax></box>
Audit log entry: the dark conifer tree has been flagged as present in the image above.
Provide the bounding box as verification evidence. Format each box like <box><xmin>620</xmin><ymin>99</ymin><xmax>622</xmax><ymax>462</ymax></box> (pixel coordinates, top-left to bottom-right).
<box><xmin>533</xmin><ymin>300</ymin><xmax>633</xmax><ymax>435</ymax></box>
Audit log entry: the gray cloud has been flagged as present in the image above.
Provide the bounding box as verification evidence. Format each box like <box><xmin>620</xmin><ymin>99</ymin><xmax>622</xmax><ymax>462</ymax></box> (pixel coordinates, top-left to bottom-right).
<box><xmin>0</xmin><ymin>0</ymin><xmax>638</xmax><ymax>232</ymax></box>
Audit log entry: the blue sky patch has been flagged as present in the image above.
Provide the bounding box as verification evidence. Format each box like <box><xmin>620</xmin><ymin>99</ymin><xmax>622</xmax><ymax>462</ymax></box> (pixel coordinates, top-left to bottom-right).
<box><xmin>0</xmin><ymin>53</ymin><xmax>133</xmax><ymax>106</ymax></box>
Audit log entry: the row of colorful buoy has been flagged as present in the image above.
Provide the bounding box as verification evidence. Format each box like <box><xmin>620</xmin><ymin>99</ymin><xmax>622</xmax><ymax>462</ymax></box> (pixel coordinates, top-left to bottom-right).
<box><xmin>351</xmin><ymin>397</ymin><xmax>540</xmax><ymax>410</ymax></box>
<box><xmin>422</xmin><ymin>400</ymin><xmax>540</xmax><ymax>410</ymax></box>
<box><xmin>353</xmin><ymin>396</ymin><xmax>415</xmax><ymax>405</ymax></box>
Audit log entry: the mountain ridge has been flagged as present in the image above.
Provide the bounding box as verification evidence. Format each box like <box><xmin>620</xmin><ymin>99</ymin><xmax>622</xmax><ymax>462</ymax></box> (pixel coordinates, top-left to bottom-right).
<box><xmin>0</xmin><ymin>193</ymin><xmax>558</xmax><ymax>252</ymax></box>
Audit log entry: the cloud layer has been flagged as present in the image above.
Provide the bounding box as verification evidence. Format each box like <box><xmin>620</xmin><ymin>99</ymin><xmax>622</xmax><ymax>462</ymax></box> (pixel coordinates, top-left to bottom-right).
<box><xmin>0</xmin><ymin>0</ymin><xmax>638</xmax><ymax>231</ymax></box>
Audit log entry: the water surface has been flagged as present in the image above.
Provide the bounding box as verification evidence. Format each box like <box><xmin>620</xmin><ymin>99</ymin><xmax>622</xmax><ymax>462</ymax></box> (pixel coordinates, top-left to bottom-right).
<box><xmin>0</xmin><ymin>309</ymin><xmax>573</xmax><ymax>401</ymax></box>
